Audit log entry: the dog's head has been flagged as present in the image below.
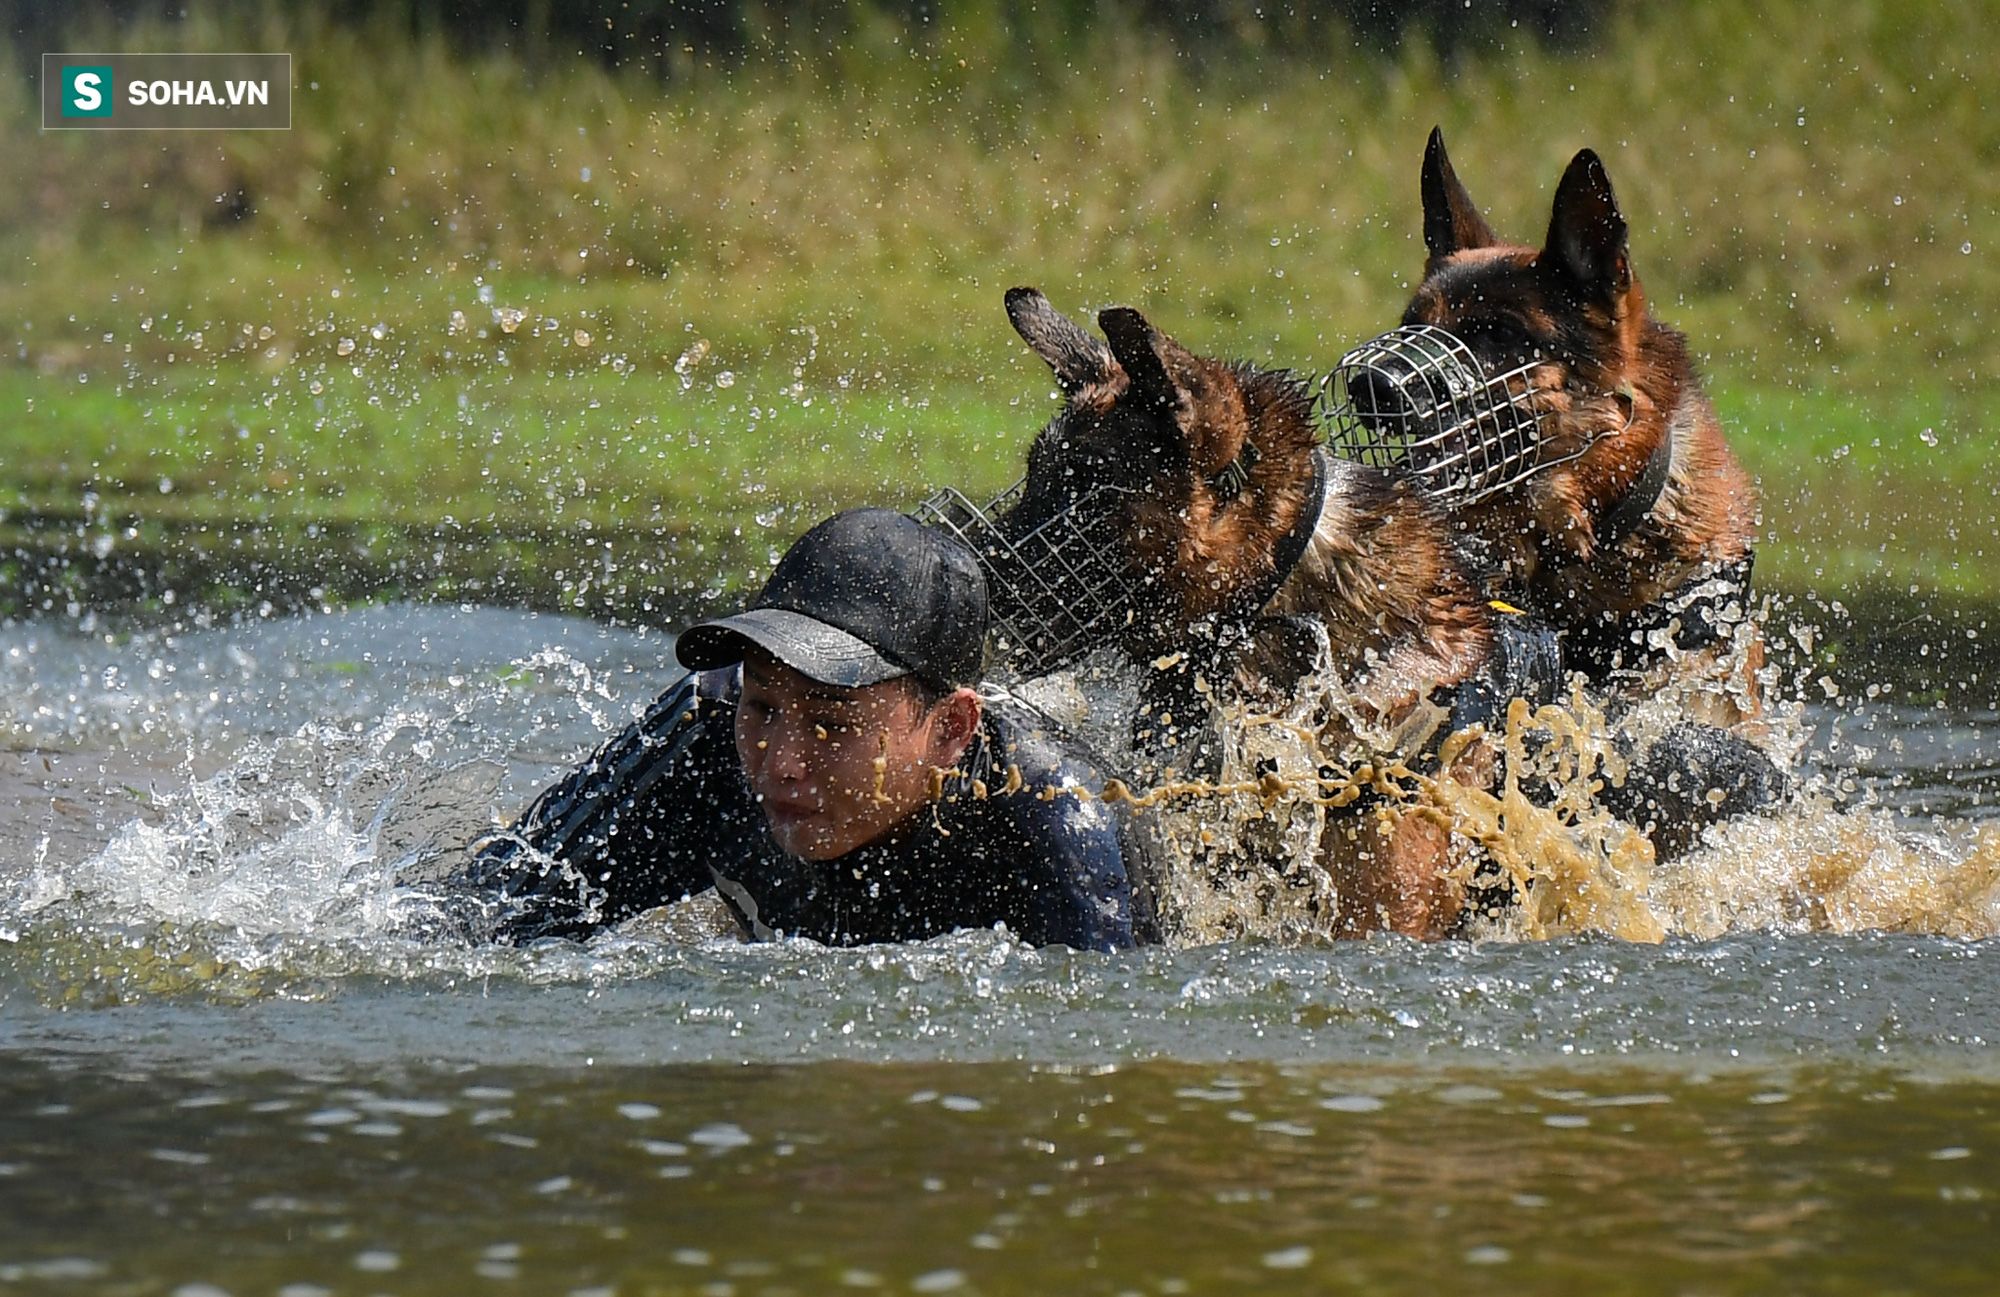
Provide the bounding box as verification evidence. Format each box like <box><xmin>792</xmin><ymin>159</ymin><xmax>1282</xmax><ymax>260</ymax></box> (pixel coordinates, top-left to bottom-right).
<box><xmin>993</xmin><ymin>289</ymin><xmax>1320</xmax><ymax>668</ymax></box>
<box><xmin>1000</xmin><ymin>287</ymin><xmax>1261</xmax><ymax>537</ymax></box>
<box><xmin>1394</xmin><ymin>127</ymin><xmax>1646</xmax><ymax>471</ymax></box>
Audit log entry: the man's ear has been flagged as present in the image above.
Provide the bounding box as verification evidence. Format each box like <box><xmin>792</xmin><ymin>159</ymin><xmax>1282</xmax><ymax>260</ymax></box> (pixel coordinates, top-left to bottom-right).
<box><xmin>927</xmin><ymin>687</ymin><xmax>984</xmax><ymax>766</ymax></box>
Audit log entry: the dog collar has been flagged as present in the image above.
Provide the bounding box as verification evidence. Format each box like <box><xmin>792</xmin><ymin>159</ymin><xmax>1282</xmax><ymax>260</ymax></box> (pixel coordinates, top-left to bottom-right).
<box><xmin>1595</xmin><ymin>416</ymin><xmax>1674</xmax><ymax>552</ymax></box>
<box><xmin>1272</xmin><ymin>448</ymin><xmax>1329</xmax><ymax>591</ymax></box>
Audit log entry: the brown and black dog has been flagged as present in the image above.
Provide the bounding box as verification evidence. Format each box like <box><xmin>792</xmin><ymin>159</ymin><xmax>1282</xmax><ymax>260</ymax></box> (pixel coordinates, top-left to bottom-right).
<box><xmin>1403</xmin><ymin>128</ymin><xmax>1763</xmax><ymax>723</ymax></box>
<box><xmin>995</xmin><ymin>288</ymin><xmax>1518</xmax><ymax>936</ymax></box>
<box><xmin>1000</xmin><ymin>287</ymin><xmax>1497</xmax><ymax>739</ymax></box>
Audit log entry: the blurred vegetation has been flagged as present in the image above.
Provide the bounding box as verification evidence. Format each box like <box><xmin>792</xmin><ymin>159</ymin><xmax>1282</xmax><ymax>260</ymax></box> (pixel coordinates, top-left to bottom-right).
<box><xmin>0</xmin><ymin>0</ymin><xmax>1995</xmax><ymax>620</ymax></box>
<box><xmin>4</xmin><ymin>0</ymin><xmax>1616</xmax><ymax>77</ymax></box>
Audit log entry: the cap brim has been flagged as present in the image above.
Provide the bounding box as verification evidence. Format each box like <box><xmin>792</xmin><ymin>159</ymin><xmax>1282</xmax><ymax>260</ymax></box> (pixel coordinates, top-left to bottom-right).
<box><xmin>675</xmin><ymin>607</ymin><xmax>911</xmax><ymax>688</ymax></box>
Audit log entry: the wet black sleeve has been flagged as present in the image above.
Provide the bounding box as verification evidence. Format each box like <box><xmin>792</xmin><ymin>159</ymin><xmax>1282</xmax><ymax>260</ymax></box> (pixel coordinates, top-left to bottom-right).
<box><xmin>999</xmin><ymin>787</ymin><xmax>1134</xmax><ymax>951</ymax></box>
<box><xmin>461</xmin><ymin>673</ymin><xmax>756</xmax><ymax>943</ymax></box>
<box><xmin>972</xmin><ymin>698</ymin><xmax>1136</xmax><ymax>951</ymax></box>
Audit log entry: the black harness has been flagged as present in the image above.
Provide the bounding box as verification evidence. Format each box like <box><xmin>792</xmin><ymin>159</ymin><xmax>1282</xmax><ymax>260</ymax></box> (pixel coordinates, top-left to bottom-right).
<box><xmin>1273</xmin><ymin>448</ymin><xmax>1331</xmax><ymax>598</ymax></box>
<box><xmin>1563</xmin><ymin>551</ymin><xmax>1757</xmax><ymax>681</ymax></box>
<box><xmin>1530</xmin><ymin>402</ymin><xmax>1754</xmax><ymax>679</ymax></box>
<box><xmin>1441</xmin><ymin>606</ymin><xmax>1565</xmax><ymax>742</ymax></box>
<box><xmin>1593</xmin><ymin>417</ymin><xmax>1676</xmax><ymax>552</ymax></box>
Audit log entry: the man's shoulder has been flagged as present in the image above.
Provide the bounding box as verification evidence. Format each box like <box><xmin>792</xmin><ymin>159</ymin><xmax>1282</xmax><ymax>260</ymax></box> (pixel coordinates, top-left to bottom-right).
<box><xmin>952</xmin><ymin>684</ymin><xmax>1135</xmax><ymax>950</ymax></box>
<box><xmin>975</xmin><ymin>686</ymin><xmax>1109</xmax><ymax>779</ymax></box>
<box><xmin>963</xmin><ymin>686</ymin><xmax>1123</xmax><ymax>844</ymax></box>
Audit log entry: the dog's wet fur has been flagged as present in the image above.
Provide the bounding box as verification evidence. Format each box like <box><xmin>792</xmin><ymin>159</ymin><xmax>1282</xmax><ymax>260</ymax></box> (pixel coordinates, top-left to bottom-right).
<box><xmin>999</xmin><ymin>288</ymin><xmax>1494</xmax><ymax>733</ymax></box>
<box><xmin>988</xmin><ymin>129</ymin><xmax>1790</xmax><ymax>940</ymax></box>
<box><xmin>1405</xmin><ymin>128</ymin><xmax>1759</xmax><ymax>656</ymax></box>
<box><xmin>999</xmin><ymin>288</ymin><xmax>1496</xmax><ymax>938</ymax></box>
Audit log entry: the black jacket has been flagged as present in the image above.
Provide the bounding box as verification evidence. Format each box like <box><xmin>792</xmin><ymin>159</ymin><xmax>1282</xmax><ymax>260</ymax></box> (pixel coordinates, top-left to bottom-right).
<box><xmin>459</xmin><ymin>668</ymin><xmax>1136</xmax><ymax>950</ymax></box>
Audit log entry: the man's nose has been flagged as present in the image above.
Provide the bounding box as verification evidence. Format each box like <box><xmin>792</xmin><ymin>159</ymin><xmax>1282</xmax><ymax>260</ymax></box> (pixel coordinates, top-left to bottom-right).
<box><xmin>761</xmin><ymin>726</ymin><xmax>812</xmax><ymax>783</ymax></box>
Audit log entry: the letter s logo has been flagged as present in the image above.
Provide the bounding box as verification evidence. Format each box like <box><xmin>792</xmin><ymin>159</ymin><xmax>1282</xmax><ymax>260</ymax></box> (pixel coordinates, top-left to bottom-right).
<box><xmin>61</xmin><ymin>65</ymin><xmax>114</xmax><ymax>118</ymax></box>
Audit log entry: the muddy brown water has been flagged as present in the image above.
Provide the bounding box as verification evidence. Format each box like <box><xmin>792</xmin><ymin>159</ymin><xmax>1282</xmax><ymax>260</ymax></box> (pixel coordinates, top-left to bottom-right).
<box><xmin>3</xmin><ymin>601</ymin><xmax>2000</xmax><ymax>1293</ymax></box>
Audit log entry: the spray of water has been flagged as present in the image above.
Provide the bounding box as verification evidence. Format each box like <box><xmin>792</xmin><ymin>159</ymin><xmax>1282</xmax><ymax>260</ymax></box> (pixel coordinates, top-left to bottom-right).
<box><xmin>1068</xmin><ymin>611</ymin><xmax>2000</xmax><ymax>946</ymax></box>
<box><xmin>5</xmin><ymin>597</ymin><xmax>1998</xmax><ymax>1011</ymax></box>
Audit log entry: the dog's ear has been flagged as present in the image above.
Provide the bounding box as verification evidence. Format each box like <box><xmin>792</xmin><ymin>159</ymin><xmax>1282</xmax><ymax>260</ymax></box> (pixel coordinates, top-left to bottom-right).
<box><xmin>1006</xmin><ymin>287</ymin><xmax>1117</xmax><ymax>396</ymax></box>
<box><xmin>1421</xmin><ymin>126</ymin><xmax>1496</xmax><ymax>267</ymax></box>
<box><xmin>1542</xmin><ymin>148</ymin><xmax>1631</xmax><ymax>304</ymax></box>
<box><xmin>1098</xmin><ymin>306</ymin><xmax>1248</xmax><ymax>479</ymax></box>
<box><xmin>1096</xmin><ymin>307</ymin><xmax>1176</xmax><ymax>414</ymax></box>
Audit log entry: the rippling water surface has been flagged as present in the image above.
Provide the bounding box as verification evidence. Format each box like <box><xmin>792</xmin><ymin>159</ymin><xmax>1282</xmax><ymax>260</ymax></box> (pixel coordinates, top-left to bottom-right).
<box><xmin>4</xmin><ymin>604</ymin><xmax>1999</xmax><ymax>1292</ymax></box>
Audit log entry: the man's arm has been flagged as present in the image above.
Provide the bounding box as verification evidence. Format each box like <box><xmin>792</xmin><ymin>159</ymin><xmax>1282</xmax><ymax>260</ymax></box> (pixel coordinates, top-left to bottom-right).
<box><xmin>461</xmin><ymin>671</ymin><xmax>746</xmax><ymax>942</ymax></box>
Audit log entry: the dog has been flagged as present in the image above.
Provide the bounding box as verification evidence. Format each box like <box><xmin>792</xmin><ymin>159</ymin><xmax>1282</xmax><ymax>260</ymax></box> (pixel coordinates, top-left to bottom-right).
<box><xmin>1399</xmin><ymin>128</ymin><xmax>1764</xmax><ymax>724</ymax></box>
<box><xmin>994</xmin><ymin>288</ymin><xmax>1540</xmax><ymax>937</ymax></box>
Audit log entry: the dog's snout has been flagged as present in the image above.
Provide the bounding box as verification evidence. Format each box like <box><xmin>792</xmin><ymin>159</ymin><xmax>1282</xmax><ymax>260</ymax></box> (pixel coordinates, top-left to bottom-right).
<box><xmin>1346</xmin><ymin>365</ymin><xmax>1430</xmax><ymax>438</ymax></box>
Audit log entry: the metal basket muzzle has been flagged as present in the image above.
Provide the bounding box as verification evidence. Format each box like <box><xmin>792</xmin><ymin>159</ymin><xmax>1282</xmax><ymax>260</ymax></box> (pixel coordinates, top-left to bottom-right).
<box><xmin>1322</xmin><ymin>324</ymin><xmax>1557</xmax><ymax>508</ymax></box>
<box><xmin>912</xmin><ymin>481</ymin><xmax>1143</xmax><ymax>681</ymax></box>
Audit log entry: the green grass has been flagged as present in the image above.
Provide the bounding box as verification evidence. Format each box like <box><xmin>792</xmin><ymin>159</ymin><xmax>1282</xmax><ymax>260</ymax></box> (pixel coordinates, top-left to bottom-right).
<box><xmin>2</xmin><ymin>0</ymin><xmax>1997</xmax><ymax>617</ymax></box>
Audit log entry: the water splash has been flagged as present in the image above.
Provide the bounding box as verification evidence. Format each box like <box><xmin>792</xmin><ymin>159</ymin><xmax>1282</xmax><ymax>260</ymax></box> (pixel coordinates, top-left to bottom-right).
<box><xmin>1658</xmin><ymin>807</ymin><xmax>2000</xmax><ymax>939</ymax></box>
<box><xmin>3</xmin><ymin>600</ymin><xmax>1998</xmax><ymax>1018</ymax></box>
<box><xmin>1033</xmin><ymin>618</ymin><xmax>2000</xmax><ymax>948</ymax></box>
<box><xmin>6</xmin><ymin>712</ymin><xmax>501</xmax><ymax>939</ymax></box>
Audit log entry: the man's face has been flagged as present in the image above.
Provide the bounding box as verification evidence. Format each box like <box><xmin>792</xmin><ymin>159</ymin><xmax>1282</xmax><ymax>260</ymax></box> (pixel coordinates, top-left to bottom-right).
<box><xmin>736</xmin><ymin>652</ymin><xmax>977</xmax><ymax>861</ymax></box>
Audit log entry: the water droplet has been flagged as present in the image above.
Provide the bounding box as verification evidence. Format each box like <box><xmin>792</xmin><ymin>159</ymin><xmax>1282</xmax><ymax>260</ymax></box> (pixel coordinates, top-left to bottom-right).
<box><xmin>688</xmin><ymin>1122</ymin><xmax>752</xmax><ymax>1150</ymax></box>
<box><xmin>635</xmin><ymin>1139</ymin><xmax>687</xmax><ymax>1156</ymax></box>
<box><xmin>335</xmin><ymin>338</ymin><xmax>355</xmax><ymax>356</ymax></box>
<box><xmin>1432</xmin><ymin>1085</ymin><xmax>1501</xmax><ymax>1105</ymax></box>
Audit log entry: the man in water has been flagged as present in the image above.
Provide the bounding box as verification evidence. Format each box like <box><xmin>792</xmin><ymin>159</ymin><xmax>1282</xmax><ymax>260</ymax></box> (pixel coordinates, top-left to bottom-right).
<box><xmin>457</xmin><ymin>508</ymin><xmax>1138</xmax><ymax>950</ymax></box>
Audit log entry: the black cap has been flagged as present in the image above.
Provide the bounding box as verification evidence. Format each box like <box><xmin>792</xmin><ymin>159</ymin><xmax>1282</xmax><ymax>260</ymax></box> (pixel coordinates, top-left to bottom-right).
<box><xmin>676</xmin><ymin>508</ymin><xmax>989</xmax><ymax>690</ymax></box>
